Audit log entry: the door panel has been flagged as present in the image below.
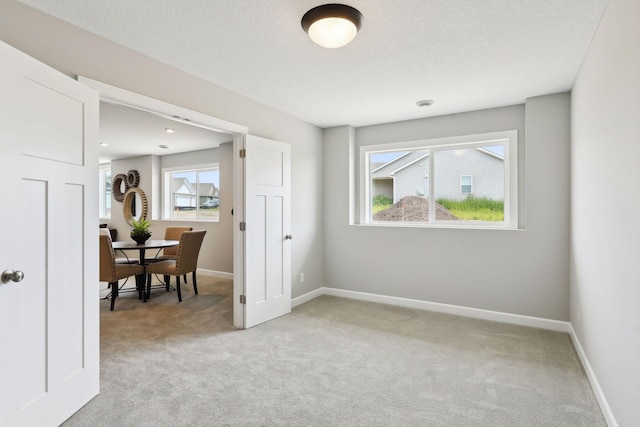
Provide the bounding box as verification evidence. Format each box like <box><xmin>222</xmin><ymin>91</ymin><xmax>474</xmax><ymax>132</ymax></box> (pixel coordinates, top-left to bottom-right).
<box><xmin>244</xmin><ymin>135</ymin><xmax>291</xmax><ymax>328</ymax></box>
<box><xmin>20</xmin><ymin>76</ymin><xmax>85</xmax><ymax>165</ymax></box>
<box><xmin>0</xmin><ymin>41</ymin><xmax>99</xmax><ymax>427</ymax></box>
<box><xmin>63</xmin><ymin>183</ymin><xmax>86</xmax><ymax>378</ymax></box>
<box><xmin>19</xmin><ymin>179</ymin><xmax>48</xmax><ymax>408</ymax></box>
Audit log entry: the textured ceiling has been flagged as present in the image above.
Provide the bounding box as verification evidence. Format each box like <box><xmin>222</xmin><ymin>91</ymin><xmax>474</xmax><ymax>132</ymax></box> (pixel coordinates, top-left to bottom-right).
<box><xmin>19</xmin><ymin>0</ymin><xmax>608</xmax><ymax>128</ymax></box>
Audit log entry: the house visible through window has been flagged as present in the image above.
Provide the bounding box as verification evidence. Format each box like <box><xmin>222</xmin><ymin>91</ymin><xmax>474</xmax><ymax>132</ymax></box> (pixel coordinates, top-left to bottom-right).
<box><xmin>163</xmin><ymin>164</ymin><xmax>220</xmax><ymax>221</ymax></box>
<box><xmin>99</xmin><ymin>165</ymin><xmax>111</xmax><ymax>218</ymax></box>
<box><xmin>360</xmin><ymin>130</ymin><xmax>518</xmax><ymax>228</ymax></box>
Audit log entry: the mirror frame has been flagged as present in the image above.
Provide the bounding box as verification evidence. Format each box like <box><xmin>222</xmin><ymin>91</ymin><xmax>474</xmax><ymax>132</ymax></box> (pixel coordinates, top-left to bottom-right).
<box><xmin>112</xmin><ymin>173</ymin><xmax>128</xmax><ymax>202</ymax></box>
<box><xmin>122</xmin><ymin>187</ymin><xmax>148</xmax><ymax>226</ymax></box>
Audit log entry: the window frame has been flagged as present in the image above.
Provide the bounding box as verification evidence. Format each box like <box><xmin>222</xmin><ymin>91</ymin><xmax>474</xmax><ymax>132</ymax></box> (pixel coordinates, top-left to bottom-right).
<box><xmin>98</xmin><ymin>164</ymin><xmax>111</xmax><ymax>219</ymax></box>
<box><xmin>359</xmin><ymin>130</ymin><xmax>518</xmax><ymax>229</ymax></box>
<box><xmin>460</xmin><ymin>175</ymin><xmax>473</xmax><ymax>195</ymax></box>
<box><xmin>162</xmin><ymin>162</ymin><xmax>220</xmax><ymax>222</ymax></box>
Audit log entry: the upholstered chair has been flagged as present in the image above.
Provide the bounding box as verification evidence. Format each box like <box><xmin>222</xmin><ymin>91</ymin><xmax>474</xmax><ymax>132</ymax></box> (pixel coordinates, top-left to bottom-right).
<box><xmin>99</xmin><ymin>234</ymin><xmax>145</xmax><ymax>310</ymax></box>
<box><xmin>145</xmin><ymin>230</ymin><xmax>206</xmax><ymax>302</ymax></box>
<box><xmin>146</xmin><ymin>226</ymin><xmax>193</xmax><ymax>282</ymax></box>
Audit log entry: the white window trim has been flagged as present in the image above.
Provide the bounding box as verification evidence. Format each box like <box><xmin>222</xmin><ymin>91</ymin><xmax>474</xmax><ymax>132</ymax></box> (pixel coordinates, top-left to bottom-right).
<box><xmin>162</xmin><ymin>163</ymin><xmax>220</xmax><ymax>222</ymax></box>
<box><xmin>460</xmin><ymin>175</ymin><xmax>473</xmax><ymax>195</ymax></box>
<box><xmin>99</xmin><ymin>163</ymin><xmax>111</xmax><ymax>219</ymax></box>
<box><xmin>359</xmin><ymin>130</ymin><xmax>518</xmax><ymax>229</ymax></box>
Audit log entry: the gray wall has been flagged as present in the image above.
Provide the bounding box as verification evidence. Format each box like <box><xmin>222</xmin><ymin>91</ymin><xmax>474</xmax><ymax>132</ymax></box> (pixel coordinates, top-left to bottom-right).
<box><xmin>571</xmin><ymin>0</ymin><xmax>640</xmax><ymax>425</ymax></box>
<box><xmin>325</xmin><ymin>99</ymin><xmax>571</xmax><ymax>321</ymax></box>
<box><xmin>104</xmin><ymin>147</ymin><xmax>234</xmax><ymax>274</ymax></box>
<box><xmin>0</xmin><ymin>0</ymin><xmax>324</xmax><ymax>298</ymax></box>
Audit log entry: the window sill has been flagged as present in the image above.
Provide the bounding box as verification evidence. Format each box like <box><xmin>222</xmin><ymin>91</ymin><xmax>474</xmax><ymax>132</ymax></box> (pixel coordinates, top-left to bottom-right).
<box><xmin>353</xmin><ymin>221</ymin><xmax>520</xmax><ymax>231</ymax></box>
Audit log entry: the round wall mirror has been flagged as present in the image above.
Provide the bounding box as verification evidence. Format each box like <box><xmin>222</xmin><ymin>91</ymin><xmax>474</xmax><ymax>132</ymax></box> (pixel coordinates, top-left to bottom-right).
<box><xmin>122</xmin><ymin>187</ymin><xmax>148</xmax><ymax>226</ymax></box>
<box><xmin>112</xmin><ymin>173</ymin><xmax>128</xmax><ymax>202</ymax></box>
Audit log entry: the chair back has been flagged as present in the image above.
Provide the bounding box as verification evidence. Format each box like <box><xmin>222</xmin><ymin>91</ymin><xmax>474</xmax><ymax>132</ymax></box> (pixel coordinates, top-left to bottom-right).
<box><xmin>163</xmin><ymin>226</ymin><xmax>193</xmax><ymax>257</ymax></box>
<box><xmin>175</xmin><ymin>230</ymin><xmax>207</xmax><ymax>275</ymax></box>
<box><xmin>99</xmin><ymin>234</ymin><xmax>116</xmax><ymax>282</ymax></box>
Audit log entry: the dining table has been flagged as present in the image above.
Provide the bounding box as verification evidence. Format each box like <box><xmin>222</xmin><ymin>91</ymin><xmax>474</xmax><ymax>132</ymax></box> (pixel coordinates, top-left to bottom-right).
<box><xmin>112</xmin><ymin>239</ymin><xmax>179</xmax><ymax>302</ymax></box>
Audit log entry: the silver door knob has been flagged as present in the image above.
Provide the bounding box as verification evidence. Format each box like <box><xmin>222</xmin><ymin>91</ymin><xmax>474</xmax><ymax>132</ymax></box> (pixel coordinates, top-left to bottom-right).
<box><xmin>2</xmin><ymin>269</ymin><xmax>24</xmax><ymax>284</ymax></box>
<box><xmin>285</xmin><ymin>235</ymin><xmax>293</xmax><ymax>240</ymax></box>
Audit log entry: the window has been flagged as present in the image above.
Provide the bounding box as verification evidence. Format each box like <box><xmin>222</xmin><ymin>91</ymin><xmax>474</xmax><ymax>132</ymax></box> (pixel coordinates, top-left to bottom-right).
<box><xmin>99</xmin><ymin>165</ymin><xmax>112</xmax><ymax>218</ymax></box>
<box><xmin>163</xmin><ymin>164</ymin><xmax>220</xmax><ymax>221</ymax></box>
<box><xmin>360</xmin><ymin>130</ymin><xmax>518</xmax><ymax>228</ymax></box>
<box><xmin>460</xmin><ymin>175</ymin><xmax>473</xmax><ymax>194</ymax></box>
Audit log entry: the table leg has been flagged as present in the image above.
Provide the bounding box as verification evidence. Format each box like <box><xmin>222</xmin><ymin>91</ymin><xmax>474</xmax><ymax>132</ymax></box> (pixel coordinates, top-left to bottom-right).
<box><xmin>135</xmin><ymin>273</ymin><xmax>146</xmax><ymax>301</ymax></box>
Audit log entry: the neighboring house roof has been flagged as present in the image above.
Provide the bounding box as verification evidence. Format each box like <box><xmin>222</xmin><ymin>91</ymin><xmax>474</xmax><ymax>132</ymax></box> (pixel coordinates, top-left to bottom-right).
<box><xmin>372</xmin><ymin>148</ymin><xmax>503</xmax><ymax>179</ymax></box>
<box><xmin>390</xmin><ymin>152</ymin><xmax>430</xmax><ymax>175</ymax></box>
<box><xmin>172</xmin><ymin>177</ymin><xmax>196</xmax><ymax>195</ymax></box>
<box><xmin>476</xmin><ymin>147</ymin><xmax>504</xmax><ymax>160</ymax></box>
<box><xmin>199</xmin><ymin>183</ymin><xmax>219</xmax><ymax>197</ymax></box>
<box><xmin>371</xmin><ymin>152</ymin><xmax>413</xmax><ymax>177</ymax></box>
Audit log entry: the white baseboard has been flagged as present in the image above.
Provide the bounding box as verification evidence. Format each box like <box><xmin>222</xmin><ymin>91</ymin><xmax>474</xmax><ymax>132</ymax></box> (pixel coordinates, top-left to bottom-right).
<box><xmin>292</xmin><ymin>287</ymin><xmax>323</xmax><ymax>308</ymax></box>
<box><xmin>322</xmin><ymin>287</ymin><xmax>570</xmax><ymax>332</ymax></box>
<box><xmin>197</xmin><ymin>268</ymin><xmax>234</xmax><ymax>280</ymax></box>
<box><xmin>568</xmin><ymin>325</ymin><xmax>618</xmax><ymax>427</ymax></box>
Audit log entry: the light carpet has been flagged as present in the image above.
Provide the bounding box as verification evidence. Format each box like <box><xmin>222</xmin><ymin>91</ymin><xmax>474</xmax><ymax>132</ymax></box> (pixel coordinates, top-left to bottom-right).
<box><xmin>63</xmin><ymin>274</ymin><xmax>605</xmax><ymax>426</ymax></box>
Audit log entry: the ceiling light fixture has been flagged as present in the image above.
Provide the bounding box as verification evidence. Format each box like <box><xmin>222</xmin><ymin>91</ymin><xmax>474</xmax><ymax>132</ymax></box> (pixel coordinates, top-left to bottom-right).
<box><xmin>158</xmin><ymin>145</ymin><xmax>169</xmax><ymax>149</ymax></box>
<box><xmin>301</xmin><ymin>4</ymin><xmax>363</xmax><ymax>49</ymax></box>
<box><xmin>99</xmin><ymin>141</ymin><xmax>108</xmax><ymax>146</ymax></box>
<box><xmin>165</xmin><ymin>128</ymin><xmax>176</xmax><ymax>133</ymax></box>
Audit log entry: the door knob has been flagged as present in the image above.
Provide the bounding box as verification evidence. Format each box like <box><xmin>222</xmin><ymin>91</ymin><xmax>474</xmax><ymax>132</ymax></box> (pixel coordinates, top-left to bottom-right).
<box><xmin>285</xmin><ymin>235</ymin><xmax>293</xmax><ymax>240</ymax></box>
<box><xmin>2</xmin><ymin>269</ymin><xmax>24</xmax><ymax>284</ymax></box>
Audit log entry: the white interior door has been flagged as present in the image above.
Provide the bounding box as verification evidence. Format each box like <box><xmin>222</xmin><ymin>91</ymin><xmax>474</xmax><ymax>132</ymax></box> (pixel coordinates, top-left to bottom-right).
<box><xmin>0</xmin><ymin>41</ymin><xmax>99</xmax><ymax>426</ymax></box>
<box><xmin>242</xmin><ymin>135</ymin><xmax>291</xmax><ymax>328</ymax></box>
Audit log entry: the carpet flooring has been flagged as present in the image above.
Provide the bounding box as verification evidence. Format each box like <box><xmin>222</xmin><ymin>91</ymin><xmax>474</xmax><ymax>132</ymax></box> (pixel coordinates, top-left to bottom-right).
<box><xmin>62</xmin><ymin>274</ymin><xmax>605</xmax><ymax>426</ymax></box>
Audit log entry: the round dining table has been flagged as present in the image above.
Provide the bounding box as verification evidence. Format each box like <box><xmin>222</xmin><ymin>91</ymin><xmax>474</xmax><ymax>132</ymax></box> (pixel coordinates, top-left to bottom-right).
<box><xmin>112</xmin><ymin>240</ymin><xmax>179</xmax><ymax>302</ymax></box>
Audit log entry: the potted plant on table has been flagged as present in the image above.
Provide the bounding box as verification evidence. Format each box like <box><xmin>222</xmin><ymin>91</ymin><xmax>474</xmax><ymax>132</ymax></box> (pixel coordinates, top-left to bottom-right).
<box><xmin>130</xmin><ymin>218</ymin><xmax>152</xmax><ymax>244</ymax></box>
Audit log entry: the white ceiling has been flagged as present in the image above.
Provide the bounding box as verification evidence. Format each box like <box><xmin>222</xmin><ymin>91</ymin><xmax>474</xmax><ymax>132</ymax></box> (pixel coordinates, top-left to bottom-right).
<box><xmin>99</xmin><ymin>102</ymin><xmax>232</xmax><ymax>164</ymax></box>
<box><xmin>19</xmin><ymin>0</ymin><xmax>608</xmax><ymax>128</ymax></box>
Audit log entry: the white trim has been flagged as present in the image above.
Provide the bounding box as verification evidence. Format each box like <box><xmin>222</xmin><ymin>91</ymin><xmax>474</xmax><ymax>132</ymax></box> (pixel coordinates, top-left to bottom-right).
<box><xmin>197</xmin><ymin>268</ymin><xmax>233</xmax><ymax>280</ymax></box>
<box><xmin>568</xmin><ymin>325</ymin><xmax>618</xmax><ymax>427</ymax></box>
<box><xmin>295</xmin><ymin>286</ymin><xmax>569</xmax><ymax>332</ymax></box>
<box><xmin>292</xmin><ymin>288</ymin><xmax>324</xmax><ymax>308</ymax></box>
<box><xmin>78</xmin><ymin>76</ymin><xmax>248</xmax><ymax>329</ymax></box>
<box><xmin>324</xmin><ymin>287</ymin><xmax>569</xmax><ymax>331</ymax></box>
<box><xmin>359</xmin><ymin>130</ymin><xmax>518</xmax><ymax>229</ymax></box>
<box><xmin>460</xmin><ymin>174</ymin><xmax>473</xmax><ymax>195</ymax></box>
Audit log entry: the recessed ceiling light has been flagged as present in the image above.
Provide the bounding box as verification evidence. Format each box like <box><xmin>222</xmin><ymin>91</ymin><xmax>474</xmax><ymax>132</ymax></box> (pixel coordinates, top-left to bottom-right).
<box><xmin>416</xmin><ymin>100</ymin><xmax>435</xmax><ymax>108</ymax></box>
<box><xmin>158</xmin><ymin>145</ymin><xmax>169</xmax><ymax>149</ymax></box>
<box><xmin>301</xmin><ymin>4</ymin><xmax>363</xmax><ymax>49</ymax></box>
<box><xmin>99</xmin><ymin>142</ymin><xmax>108</xmax><ymax>146</ymax></box>
<box><xmin>165</xmin><ymin>128</ymin><xmax>176</xmax><ymax>133</ymax></box>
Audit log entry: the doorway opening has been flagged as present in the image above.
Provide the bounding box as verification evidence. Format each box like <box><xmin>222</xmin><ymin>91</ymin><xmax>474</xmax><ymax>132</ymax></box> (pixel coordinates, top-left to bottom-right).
<box><xmin>82</xmin><ymin>77</ymin><xmax>247</xmax><ymax>328</ymax></box>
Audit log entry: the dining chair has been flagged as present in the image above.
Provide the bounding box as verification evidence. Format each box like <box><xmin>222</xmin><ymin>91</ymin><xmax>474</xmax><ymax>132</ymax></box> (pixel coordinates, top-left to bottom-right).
<box><xmin>99</xmin><ymin>234</ymin><xmax>145</xmax><ymax>310</ymax></box>
<box><xmin>145</xmin><ymin>230</ymin><xmax>207</xmax><ymax>302</ymax></box>
<box><xmin>145</xmin><ymin>226</ymin><xmax>192</xmax><ymax>283</ymax></box>
<box><xmin>100</xmin><ymin>228</ymin><xmax>139</xmax><ymax>264</ymax></box>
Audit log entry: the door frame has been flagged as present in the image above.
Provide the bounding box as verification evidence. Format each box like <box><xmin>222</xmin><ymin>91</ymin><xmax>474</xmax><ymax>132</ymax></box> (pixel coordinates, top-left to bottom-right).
<box><xmin>78</xmin><ymin>77</ymin><xmax>247</xmax><ymax>328</ymax></box>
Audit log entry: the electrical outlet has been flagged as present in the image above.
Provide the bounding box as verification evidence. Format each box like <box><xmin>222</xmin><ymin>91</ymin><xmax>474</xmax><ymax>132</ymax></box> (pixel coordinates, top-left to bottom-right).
<box><xmin>299</xmin><ymin>273</ymin><xmax>305</xmax><ymax>284</ymax></box>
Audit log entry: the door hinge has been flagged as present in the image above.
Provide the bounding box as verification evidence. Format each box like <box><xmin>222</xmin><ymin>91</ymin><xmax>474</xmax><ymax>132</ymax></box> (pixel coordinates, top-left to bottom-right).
<box><xmin>239</xmin><ymin>148</ymin><xmax>246</xmax><ymax>158</ymax></box>
<box><xmin>239</xmin><ymin>221</ymin><xmax>246</xmax><ymax>231</ymax></box>
<box><xmin>240</xmin><ymin>295</ymin><xmax>246</xmax><ymax>304</ymax></box>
